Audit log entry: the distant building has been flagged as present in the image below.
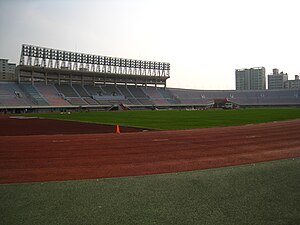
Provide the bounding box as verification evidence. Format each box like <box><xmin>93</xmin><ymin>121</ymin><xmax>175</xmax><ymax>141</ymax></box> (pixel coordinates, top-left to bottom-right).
<box><xmin>268</xmin><ymin>68</ymin><xmax>288</xmax><ymax>89</ymax></box>
<box><xmin>235</xmin><ymin>68</ymin><xmax>251</xmax><ymax>90</ymax></box>
<box><xmin>236</xmin><ymin>67</ymin><xmax>266</xmax><ymax>90</ymax></box>
<box><xmin>285</xmin><ymin>75</ymin><xmax>300</xmax><ymax>89</ymax></box>
<box><xmin>0</xmin><ymin>59</ymin><xmax>16</xmax><ymax>81</ymax></box>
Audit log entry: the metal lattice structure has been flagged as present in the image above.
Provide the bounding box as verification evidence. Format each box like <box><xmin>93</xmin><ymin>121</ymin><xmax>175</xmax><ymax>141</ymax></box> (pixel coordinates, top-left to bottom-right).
<box><xmin>19</xmin><ymin>44</ymin><xmax>170</xmax><ymax>77</ymax></box>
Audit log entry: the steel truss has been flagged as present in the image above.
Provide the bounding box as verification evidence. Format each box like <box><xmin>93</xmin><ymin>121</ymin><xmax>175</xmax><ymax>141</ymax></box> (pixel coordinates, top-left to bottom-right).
<box><xmin>20</xmin><ymin>44</ymin><xmax>170</xmax><ymax>77</ymax></box>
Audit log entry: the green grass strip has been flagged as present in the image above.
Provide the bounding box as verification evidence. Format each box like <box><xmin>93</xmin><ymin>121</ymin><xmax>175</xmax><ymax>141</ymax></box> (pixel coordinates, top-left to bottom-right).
<box><xmin>1</xmin><ymin>158</ymin><xmax>299</xmax><ymax>225</ymax></box>
<box><xmin>32</xmin><ymin>108</ymin><xmax>300</xmax><ymax>130</ymax></box>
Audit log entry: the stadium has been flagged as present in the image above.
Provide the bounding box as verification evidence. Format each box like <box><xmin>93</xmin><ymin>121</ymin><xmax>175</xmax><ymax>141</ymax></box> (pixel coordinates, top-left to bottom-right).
<box><xmin>0</xmin><ymin>45</ymin><xmax>300</xmax><ymax>225</ymax></box>
<box><xmin>0</xmin><ymin>44</ymin><xmax>299</xmax><ymax>113</ymax></box>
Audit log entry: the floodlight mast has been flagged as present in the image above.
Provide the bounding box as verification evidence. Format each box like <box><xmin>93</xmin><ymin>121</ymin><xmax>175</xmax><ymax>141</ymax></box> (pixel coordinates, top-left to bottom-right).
<box><xmin>19</xmin><ymin>44</ymin><xmax>170</xmax><ymax>77</ymax></box>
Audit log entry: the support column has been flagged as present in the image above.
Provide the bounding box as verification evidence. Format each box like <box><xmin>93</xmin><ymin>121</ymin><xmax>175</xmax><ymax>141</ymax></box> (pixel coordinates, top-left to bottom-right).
<box><xmin>31</xmin><ymin>71</ymin><xmax>34</xmax><ymax>85</ymax></box>
<box><xmin>45</xmin><ymin>72</ymin><xmax>48</xmax><ymax>85</ymax></box>
<box><xmin>19</xmin><ymin>56</ymin><xmax>24</xmax><ymax>66</ymax></box>
<box><xmin>58</xmin><ymin>73</ymin><xmax>61</xmax><ymax>85</ymax></box>
<box><xmin>16</xmin><ymin>67</ymin><xmax>21</xmax><ymax>84</ymax></box>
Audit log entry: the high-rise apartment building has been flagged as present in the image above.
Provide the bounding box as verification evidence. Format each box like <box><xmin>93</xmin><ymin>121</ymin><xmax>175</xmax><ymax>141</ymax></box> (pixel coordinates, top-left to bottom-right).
<box><xmin>235</xmin><ymin>67</ymin><xmax>266</xmax><ymax>90</ymax></box>
<box><xmin>0</xmin><ymin>59</ymin><xmax>16</xmax><ymax>81</ymax></box>
<box><xmin>268</xmin><ymin>68</ymin><xmax>288</xmax><ymax>89</ymax></box>
<box><xmin>285</xmin><ymin>75</ymin><xmax>300</xmax><ymax>89</ymax></box>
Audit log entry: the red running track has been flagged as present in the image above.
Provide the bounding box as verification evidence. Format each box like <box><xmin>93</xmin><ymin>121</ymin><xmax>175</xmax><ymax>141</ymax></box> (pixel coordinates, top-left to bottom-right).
<box><xmin>0</xmin><ymin>117</ymin><xmax>299</xmax><ymax>184</ymax></box>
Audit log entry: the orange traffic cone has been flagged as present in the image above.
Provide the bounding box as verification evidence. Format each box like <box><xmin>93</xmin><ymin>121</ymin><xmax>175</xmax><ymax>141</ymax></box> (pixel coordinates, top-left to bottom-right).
<box><xmin>116</xmin><ymin>125</ymin><xmax>120</xmax><ymax>134</ymax></box>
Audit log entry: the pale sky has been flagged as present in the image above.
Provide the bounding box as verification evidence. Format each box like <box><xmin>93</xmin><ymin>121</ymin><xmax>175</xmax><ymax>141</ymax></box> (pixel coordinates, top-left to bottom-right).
<box><xmin>0</xmin><ymin>0</ymin><xmax>299</xmax><ymax>90</ymax></box>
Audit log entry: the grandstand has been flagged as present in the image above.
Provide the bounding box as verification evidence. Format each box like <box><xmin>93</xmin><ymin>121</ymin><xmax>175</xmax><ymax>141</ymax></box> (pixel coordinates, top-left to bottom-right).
<box><xmin>169</xmin><ymin>88</ymin><xmax>300</xmax><ymax>107</ymax></box>
<box><xmin>0</xmin><ymin>82</ymin><xmax>33</xmax><ymax>107</ymax></box>
<box><xmin>0</xmin><ymin>44</ymin><xmax>299</xmax><ymax>113</ymax></box>
<box><xmin>1</xmin><ymin>82</ymin><xmax>299</xmax><ymax>113</ymax></box>
<box><xmin>141</xmin><ymin>87</ymin><xmax>170</xmax><ymax>105</ymax></box>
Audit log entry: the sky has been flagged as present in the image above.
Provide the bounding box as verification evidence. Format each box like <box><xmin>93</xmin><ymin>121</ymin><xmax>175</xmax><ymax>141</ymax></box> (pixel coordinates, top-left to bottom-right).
<box><xmin>0</xmin><ymin>0</ymin><xmax>299</xmax><ymax>90</ymax></box>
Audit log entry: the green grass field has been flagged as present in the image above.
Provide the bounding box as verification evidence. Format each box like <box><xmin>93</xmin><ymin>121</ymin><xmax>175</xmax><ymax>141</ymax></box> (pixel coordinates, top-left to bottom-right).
<box><xmin>33</xmin><ymin>108</ymin><xmax>300</xmax><ymax>130</ymax></box>
<box><xmin>1</xmin><ymin>158</ymin><xmax>299</xmax><ymax>225</ymax></box>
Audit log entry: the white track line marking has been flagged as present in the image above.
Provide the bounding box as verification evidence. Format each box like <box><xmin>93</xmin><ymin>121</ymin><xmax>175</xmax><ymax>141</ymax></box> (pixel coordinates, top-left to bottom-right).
<box><xmin>153</xmin><ymin>139</ymin><xmax>169</xmax><ymax>142</ymax></box>
<box><xmin>245</xmin><ymin>135</ymin><xmax>258</xmax><ymax>139</ymax></box>
<box><xmin>52</xmin><ymin>140</ymin><xmax>71</xmax><ymax>143</ymax></box>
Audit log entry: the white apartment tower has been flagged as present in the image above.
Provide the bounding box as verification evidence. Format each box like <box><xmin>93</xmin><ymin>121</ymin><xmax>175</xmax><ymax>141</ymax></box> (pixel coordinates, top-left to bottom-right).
<box><xmin>235</xmin><ymin>67</ymin><xmax>266</xmax><ymax>90</ymax></box>
<box><xmin>0</xmin><ymin>59</ymin><xmax>16</xmax><ymax>81</ymax></box>
<box><xmin>285</xmin><ymin>75</ymin><xmax>300</xmax><ymax>89</ymax></box>
<box><xmin>267</xmin><ymin>68</ymin><xmax>288</xmax><ymax>89</ymax></box>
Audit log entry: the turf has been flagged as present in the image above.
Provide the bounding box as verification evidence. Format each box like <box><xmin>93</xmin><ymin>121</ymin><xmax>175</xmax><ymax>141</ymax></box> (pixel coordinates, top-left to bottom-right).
<box><xmin>0</xmin><ymin>158</ymin><xmax>299</xmax><ymax>225</ymax></box>
<box><xmin>33</xmin><ymin>108</ymin><xmax>300</xmax><ymax>130</ymax></box>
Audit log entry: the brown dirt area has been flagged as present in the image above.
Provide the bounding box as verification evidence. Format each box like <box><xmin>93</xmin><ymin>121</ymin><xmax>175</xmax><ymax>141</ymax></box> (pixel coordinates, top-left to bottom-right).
<box><xmin>0</xmin><ymin>117</ymin><xmax>299</xmax><ymax>184</ymax></box>
<box><xmin>0</xmin><ymin>116</ymin><xmax>146</xmax><ymax>136</ymax></box>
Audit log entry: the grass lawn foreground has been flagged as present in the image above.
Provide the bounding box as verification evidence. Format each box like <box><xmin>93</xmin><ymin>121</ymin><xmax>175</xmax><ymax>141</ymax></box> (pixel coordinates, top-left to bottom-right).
<box><xmin>0</xmin><ymin>158</ymin><xmax>299</xmax><ymax>225</ymax></box>
<box><xmin>33</xmin><ymin>108</ymin><xmax>300</xmax><ymax>130</ymax></box>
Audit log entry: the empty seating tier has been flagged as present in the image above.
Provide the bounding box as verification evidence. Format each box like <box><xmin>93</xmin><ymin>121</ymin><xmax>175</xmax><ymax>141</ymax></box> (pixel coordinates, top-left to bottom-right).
<box><xmin>127</xmin><ymin>86</ymin><xmax>148</xmax><ymax>98</ymax></box>
<box><xmin>84</xmin><ymin>85</ymin><xmax>103</xmax><ymax>96</ymax></box>
<box><xmin>35</xmin><ymin>84</ymin><xmax>70</xmax><ymax>106</ymax></box>
<box><xmin>142</xmin><ymin>87</ymin><xmax>170</xmax><ymax>105</ymax></box>
<box><xmin>54</xmin><ymin>84</ymin><xmax>79</xmax><ymax>97</ymax></box>
<box><xmin>157</xmin><ymin>88</ymin><xmax>181</xmax><ymax>104</ymax></box>
<box><xmin>72</xmin><ymin>85</ymin><xmax>90</xmax><ymax>97</ymax></box>
<box><xmin>101</xmin><ymin>85</ymin><xmax>122</xmax><ymax>96</ymax></box>
<box><xmin>0</xmin><ymin>83</ymin><xmax>33</xmax><ymax>106</ymax></box>
<box><xmin>67</xmin><ymin>98</ymin><xmax>88</xmax><ymax>105</ymax></box>
<box><xmin>20</xmin><ymin>84</ymin><xmax>49</xmax><ymax>106</ymax></box>
<box><xmin>115</xmin><ymin>86</ymin><xmax>132</xmax><ymax>98</ymax></box>
<box><xmin>83</xmin><ymin>97</ymin><xmax>99</xmax><ymax>105</ymax></box>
